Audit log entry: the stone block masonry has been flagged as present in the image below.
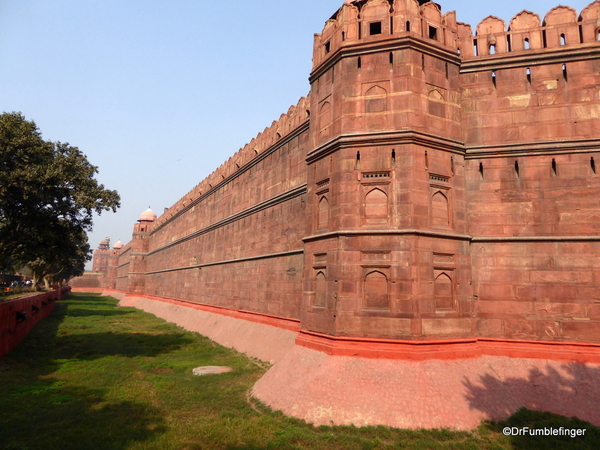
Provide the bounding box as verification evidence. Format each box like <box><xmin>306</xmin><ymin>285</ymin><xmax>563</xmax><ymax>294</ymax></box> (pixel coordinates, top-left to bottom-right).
<box><xmin>0</xmin><ymin>287</ymin><xmax>71</xmax><ymax>359</ymax></box>
<box><xmin>74</xmin><ymin>0</ymin><xmax>600</xmax><ymax>429</ymax></box>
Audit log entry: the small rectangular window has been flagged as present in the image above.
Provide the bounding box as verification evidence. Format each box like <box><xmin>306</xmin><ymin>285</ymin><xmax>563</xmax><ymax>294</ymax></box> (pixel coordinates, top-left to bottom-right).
<box><xmin>370</xmin><ymin>22</ymin><xmax>382</xmax><ymax>35</ymax></box>
<box><xmin>429</xmin><ymin>26</ymin><xmax>438</xmax><ymax>40</ymax></box>
<box><xmin>324</xmin><ymin>41</ymin><xmax>331</xmax><ymax>53</ymax></box>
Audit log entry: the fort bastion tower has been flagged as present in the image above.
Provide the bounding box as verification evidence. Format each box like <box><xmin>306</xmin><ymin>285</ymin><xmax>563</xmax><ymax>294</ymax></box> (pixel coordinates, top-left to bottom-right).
<box><xmin>303</xmin><ymin>0</ymin><xmax>600</xmax><ymax>345</ymax></box>
<box><xmin>304</xmin><ymin>0</ymin><xmax>470</xmax><ymax>339</ymax></box>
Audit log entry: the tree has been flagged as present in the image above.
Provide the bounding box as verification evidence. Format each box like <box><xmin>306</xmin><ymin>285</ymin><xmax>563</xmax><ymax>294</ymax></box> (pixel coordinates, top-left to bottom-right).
<box><xmin>0</xmin><ymin>112</ymin><xmax>120</xmax><ymax>287</ymax></box>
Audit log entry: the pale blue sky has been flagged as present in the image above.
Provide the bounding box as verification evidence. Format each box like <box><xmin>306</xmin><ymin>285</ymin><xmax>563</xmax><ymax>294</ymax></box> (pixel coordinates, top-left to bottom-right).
<box><xmin>0</xmin><ymin>0</ymin><xmax>593</xmax><ymax>268</ymax></box>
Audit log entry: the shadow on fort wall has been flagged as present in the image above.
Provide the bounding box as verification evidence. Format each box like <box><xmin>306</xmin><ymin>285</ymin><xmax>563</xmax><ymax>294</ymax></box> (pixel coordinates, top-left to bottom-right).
<box><xmin>0</xmin><ymin>294</ymin><xmax>194</xmax><ymax>450</ymax></box>
<box><xmin>464</xmin><ymin>362</ymin><xmax>600</xmax><ymax>449</ymax></box>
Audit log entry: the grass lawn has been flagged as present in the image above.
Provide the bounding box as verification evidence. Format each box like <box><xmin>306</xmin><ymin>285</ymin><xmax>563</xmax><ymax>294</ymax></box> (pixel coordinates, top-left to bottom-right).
<box><xmin>0</xmin><ymin>293</ymin><xmax>598</xmax><ymax>450</ymax></box>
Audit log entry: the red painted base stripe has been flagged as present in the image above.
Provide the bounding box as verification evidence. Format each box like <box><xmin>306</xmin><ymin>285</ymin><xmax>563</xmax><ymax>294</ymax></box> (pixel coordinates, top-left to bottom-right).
<box><xmin>296</xmin><ymin>330</ymin><xmax>600</xmax><ymax>363</ymax></box>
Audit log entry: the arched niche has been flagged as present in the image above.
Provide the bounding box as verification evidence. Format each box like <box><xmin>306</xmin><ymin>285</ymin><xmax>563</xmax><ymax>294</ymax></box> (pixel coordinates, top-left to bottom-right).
<box><xmin>434</xmin><ymin>272</ymin><xmax>453</xmax><ymax>310</ymax></box>
<box><xmin>431</xmin><ymin>190</ymin><xmax>450</xmax><ymax>228</ymax></box>
<box><xmin>365</xmin><ymin>85</ymin><xmax>388</xmax><ymax>113</ymax></box>
<box><xmin>364</xmin><ymin>188</ymin><xmax>388</xmax><ymax>218</ymax></box>
<box><xmin>319</xmin><ymin>101</ymin><xmax>332</xmax><ymax>137</ymax></box>
<box><xmin>428</xmin><ymin>89</ymin><xmax>446</xmax><ymax>118</ymax></box>
<box><xmin>315</xmin><ymin>271</ymin><xmax>327</xmax><ymax>307</ymax></box>
<box><xmin>317</xmin><ymin>196</ymin><xmax>329</xmax><ymax>230</ymax></box>
<box><xmin>364</xmin><ymin>270</ymin><xmax>389</xmax><ymax>309</ymax></box>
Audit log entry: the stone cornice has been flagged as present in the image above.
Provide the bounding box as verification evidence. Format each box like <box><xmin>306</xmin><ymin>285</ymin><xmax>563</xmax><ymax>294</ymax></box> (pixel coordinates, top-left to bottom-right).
<box><xmin>145</xmin><ymin>249</ymin><xmax>304</xmax><ymax>275</ymax></box>
<box><xmin>147</xmin><ymin>184</ymin><xmax>307</xmax><ymax>256</ymax></box>
<box><xmin>306</xmin><ymin>130</ymin><xmax>466</xmax><ymax>164</ymax></box>
<box><xmin>303</xmin><ymin>230</ymin><xmax>600</xmax><ymax>243</ymax></box>
<box><xmin>303</xmin><ymin>229</ymin><xmax>473</xmax><ymax>243</ymax></box>
<box><xmin>465</xmin><ymin>138</ymin><xmax>600</xmax><ymax>158</ymax></box>
<box><xmin>310</xmin><ymin>35</ymin><xmax>460</xmax><ymax>82</ymax></box>
<box><xmin>460</xmin><ymin>45</ymin><xmax>600</xmax><ymax>73</ymax></box>
<box><xmin>473</xmin><ymin>235</ymin><xmax>600</xmax><ymax>242</ymax></box>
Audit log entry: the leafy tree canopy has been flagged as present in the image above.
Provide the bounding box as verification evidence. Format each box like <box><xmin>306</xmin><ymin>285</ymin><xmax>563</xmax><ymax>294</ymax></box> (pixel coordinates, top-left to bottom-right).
<box><xmin>0</xmin><ymin>112</ymin><xmax>120</xmax><ymax>285</ymax></box>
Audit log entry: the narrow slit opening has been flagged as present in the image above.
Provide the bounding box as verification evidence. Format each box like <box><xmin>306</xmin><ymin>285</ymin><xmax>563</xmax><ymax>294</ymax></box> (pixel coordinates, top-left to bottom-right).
<box><xmin>542</xmin><ymin>30</ymin><xmax>547</xmax><ymax>48</ymax></box>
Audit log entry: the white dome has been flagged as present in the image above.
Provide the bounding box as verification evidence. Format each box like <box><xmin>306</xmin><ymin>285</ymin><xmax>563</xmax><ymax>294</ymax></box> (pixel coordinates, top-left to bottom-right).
<box><xmin>139</xmin><ymin>208</ymin><xmax>157</xmax><ymax>222</ymax></box>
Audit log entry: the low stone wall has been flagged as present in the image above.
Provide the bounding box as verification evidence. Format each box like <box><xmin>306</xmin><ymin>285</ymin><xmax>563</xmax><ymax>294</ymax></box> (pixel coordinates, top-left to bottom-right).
<box><xmin>71</xmin><ymin>287</ymin><xmax>104</xmax><ymax>293</ymax></box>
<box><xmin>69</xmin><ymin>272</ymin><xmax>103</xmax><ymax>290</ymax></box>
<box><xmin>0</xmin><ymin>287</ymin><xmax>71</xmax><ymax>359</ymax></box>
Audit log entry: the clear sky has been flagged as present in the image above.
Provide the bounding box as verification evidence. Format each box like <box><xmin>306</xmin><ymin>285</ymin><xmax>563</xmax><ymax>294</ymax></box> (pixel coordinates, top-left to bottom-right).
<box><xmin>0</xmin><ymin>0</ymin><xmax>594</xmax><ymax>269</ymax></box>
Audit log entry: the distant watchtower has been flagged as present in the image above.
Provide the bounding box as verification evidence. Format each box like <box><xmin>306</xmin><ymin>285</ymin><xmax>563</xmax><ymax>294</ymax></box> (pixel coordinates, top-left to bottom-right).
<box><xmin>92</xmin><ymin>237</ymin><xmax>111</xmax><ymax>272</ymax></box>
<box><xmin>128</xmin><ymin>208</ymin><xmax>157</xmax><ymax>294</ymax></box>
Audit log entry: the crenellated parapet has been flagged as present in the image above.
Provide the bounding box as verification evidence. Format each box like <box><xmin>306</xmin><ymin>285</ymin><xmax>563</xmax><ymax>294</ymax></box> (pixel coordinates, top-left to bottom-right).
<box><xmin>312</xmin><ymin>0</ymin><xmax>459</xmax><ymax>72</ymax></box>
<box><xmin>459</xmin><ymin>1</ymin><xmax>600</xmax><ymax>59</ymax></box>
<box><xmin>152</xmin><ymin>95</ymin><xmax>311</xmax><ymax>230</ymax></box>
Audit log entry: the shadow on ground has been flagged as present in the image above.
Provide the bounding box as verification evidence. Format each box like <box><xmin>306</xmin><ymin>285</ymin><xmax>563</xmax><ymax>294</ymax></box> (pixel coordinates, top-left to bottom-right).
<box><xmin>0</xmin><ymin>293</ymin><xmax>189</xmax><ymax>450</ymax></box>
<box><xmin>463</xmin><ymin>362</ymin><xmax>600</xmax><ymax>426</ymax></box>
<box><xmin>486</xmin><ymin>408</ymin><xmax>600</xmax><ymax>450</ymax></box>
<box><xmin>51</xmin><ymin>330</ymin><xmax>195</xmax><ymax>361</ymax></box>
<box><xmin>1</xmin><ymin>382</ymin><xmax>167</xmax><ymax>450</ymax></box>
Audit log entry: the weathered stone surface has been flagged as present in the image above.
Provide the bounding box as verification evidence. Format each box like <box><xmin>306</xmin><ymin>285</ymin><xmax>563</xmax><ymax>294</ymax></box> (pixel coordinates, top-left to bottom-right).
<box><xmin>192</xmin><ymin>366</ymin><xmax>232</xmax><ymax>376</ymax></box>
<box><xmin>69</xmin><ymin>1</ymin><xmax>600</xmax><ymax>426</ymax></box>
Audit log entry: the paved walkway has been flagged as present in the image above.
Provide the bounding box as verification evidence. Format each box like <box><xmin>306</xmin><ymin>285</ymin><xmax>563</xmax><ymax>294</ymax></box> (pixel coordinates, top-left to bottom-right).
<box><xmin>253</xmin><ymin>345</ymin><xmax>600</xmax><ymax>430</ymax></box>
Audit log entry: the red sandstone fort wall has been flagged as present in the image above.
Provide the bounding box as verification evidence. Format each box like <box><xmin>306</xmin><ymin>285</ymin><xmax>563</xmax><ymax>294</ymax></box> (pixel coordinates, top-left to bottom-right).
<box><xmin>458</xmin><ymin>1</ymin><xmax>600</xmax><ymax>342</ymax></box>
<box><xmin>82</xmin><ymin>0</ymin><xmax>600</xmax><ymax>345</ymax></box>
<box><xmin>132</xmin><ymin>97</ymin><xmax>310</xmax><ymax>319</ymax></box>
